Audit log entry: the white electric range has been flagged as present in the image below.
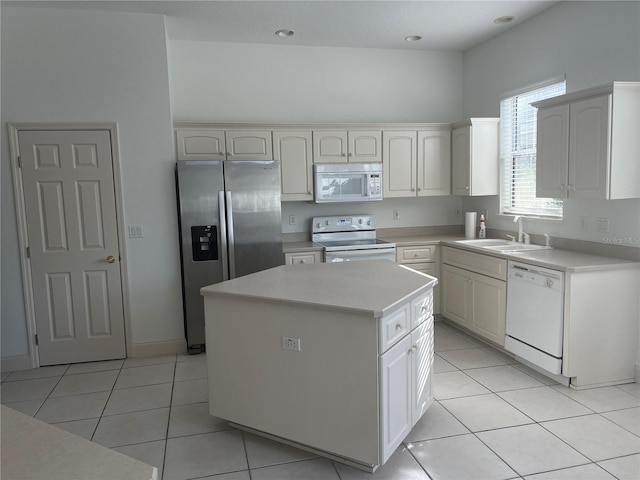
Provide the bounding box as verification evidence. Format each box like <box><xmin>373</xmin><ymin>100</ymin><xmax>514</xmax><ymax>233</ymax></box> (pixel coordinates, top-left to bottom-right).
<box><xmin>311</xmin><ymin>215</ymin><xmax>396</xmax><ymax>263</ymax></box>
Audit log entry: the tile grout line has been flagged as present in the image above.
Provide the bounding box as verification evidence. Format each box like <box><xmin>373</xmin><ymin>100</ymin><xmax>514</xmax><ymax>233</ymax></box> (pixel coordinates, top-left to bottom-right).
<box><xmin>160</xmin><ymin>356</ymin><xmax>178</xmax><ymax>480</ymax></box>
<box><xmin>91</xmin><ymin>360</ymin><xmax>126</xmax><ymax>442</ymax></box>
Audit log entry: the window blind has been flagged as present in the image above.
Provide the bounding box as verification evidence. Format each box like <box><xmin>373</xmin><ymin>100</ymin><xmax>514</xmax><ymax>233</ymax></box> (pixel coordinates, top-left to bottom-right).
<box><xmin>500</xmin><ymin>81</ymin><xmax>566</xmax><ymax>217</ymax></box>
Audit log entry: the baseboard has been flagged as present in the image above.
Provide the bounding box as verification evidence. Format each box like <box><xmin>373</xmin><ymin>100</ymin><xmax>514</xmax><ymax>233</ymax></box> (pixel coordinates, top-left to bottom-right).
<box><xmin>129</xmin><ymin>339</ymin><xmax>187</xmax><ymax>358</ymax></box>
<box><xmin>1</xmin><ymin>354</ymin><xmax>33</xmax><ymax>372</ymax></box>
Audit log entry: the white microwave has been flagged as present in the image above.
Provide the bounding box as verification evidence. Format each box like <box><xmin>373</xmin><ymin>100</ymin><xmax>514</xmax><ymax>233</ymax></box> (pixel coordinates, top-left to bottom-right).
<box><xmin>314</xmin><ymin>163</ymin><xmax>383</xmax><ymax>203</ymax></box>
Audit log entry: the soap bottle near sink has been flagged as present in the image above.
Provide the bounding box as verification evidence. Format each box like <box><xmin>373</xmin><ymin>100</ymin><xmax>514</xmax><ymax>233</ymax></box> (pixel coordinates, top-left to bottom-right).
<box><xmin>478</xmin><ymin>214</ymin><xmax>486</xmax><ymax>238</ymax></box>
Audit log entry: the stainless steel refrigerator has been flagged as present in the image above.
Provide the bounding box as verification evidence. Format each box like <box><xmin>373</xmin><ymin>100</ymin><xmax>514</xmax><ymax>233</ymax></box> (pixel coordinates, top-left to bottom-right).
<box><xmin>176</xmin><ymin>160</ymin><xmax>283</xmax><ymax>352</ymax></box>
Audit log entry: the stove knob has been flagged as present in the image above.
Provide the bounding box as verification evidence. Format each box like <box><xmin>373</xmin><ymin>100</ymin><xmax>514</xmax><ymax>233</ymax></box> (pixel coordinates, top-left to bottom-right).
<box><xmin>325</xmin><ymin>220</ymin><xmax>330</xmax><ymax>226</ymax></box>
<box><xmin>358</xmin><ymin>218</ymin><xmax>363</xmax><ymax>224</ymax></box>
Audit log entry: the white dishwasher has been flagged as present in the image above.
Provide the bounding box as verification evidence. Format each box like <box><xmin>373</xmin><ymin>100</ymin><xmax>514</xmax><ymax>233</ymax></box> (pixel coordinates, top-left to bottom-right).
<box><xmin>504</xmin><ymin>261</ymin><xmax>565</xmax><ymax>375</ymax></box>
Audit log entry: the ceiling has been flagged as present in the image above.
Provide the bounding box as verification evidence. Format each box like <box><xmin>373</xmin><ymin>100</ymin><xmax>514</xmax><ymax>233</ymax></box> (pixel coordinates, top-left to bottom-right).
<box><xmin>6</xmin><ymin>1</ymin><xmax>560</xmax><ymax>51</ymax></box>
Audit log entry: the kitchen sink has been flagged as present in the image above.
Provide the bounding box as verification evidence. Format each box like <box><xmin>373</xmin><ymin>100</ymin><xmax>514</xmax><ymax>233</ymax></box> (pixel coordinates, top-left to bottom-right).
<box><xmin>455</xmin><ymin>239</ymin><xmax>512</xmax><ymax>247</ymax></box>
<box><xmin>455</xmin><ymin>238</ymin><xmax>552</xmax><ymax>252</ymax></box>
<box><xmin>484</xmin><ymin>244</ymin><xmax>553</xmax><ymax>252</ymax></box>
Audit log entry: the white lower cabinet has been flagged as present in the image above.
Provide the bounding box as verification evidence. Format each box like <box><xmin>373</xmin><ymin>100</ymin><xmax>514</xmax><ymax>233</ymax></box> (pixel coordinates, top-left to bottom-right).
<box><xmin>396</xmin><ymin>244</ymin><xmax>440</xmax><ymax>314</ymax></box>
<box><xmin>284</xmin><ymin>251</ymin><xmax>322</xmax><ymax>265</ymax></box>
<box><xmin>379</xmin><ymin>313</ymin><xmax>434</xmax><ymax>464</ymax></box>
<box><xmin>441</xmin><ymin>247</ymin><xmax>506</xmax><ymax>346</ymax></box>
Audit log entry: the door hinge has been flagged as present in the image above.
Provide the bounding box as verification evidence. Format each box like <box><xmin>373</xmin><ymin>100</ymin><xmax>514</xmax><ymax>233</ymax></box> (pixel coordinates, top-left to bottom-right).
<box><xmin>35</xmin><ymin>334</ymin><xmax>39</xmax><ymax>346</ymax></box>
<box><xmin>26</xmin><ymin>246</ymin><xmax>31</xmax><ymax>258</ymax></box>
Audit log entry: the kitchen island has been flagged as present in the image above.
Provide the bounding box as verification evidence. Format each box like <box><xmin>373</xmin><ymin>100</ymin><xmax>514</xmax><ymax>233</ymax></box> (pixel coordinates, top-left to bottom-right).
<box><xmin>201</xmin><ymin>260</ymin><xmax>437</xmax><ymax>472</ymax></box>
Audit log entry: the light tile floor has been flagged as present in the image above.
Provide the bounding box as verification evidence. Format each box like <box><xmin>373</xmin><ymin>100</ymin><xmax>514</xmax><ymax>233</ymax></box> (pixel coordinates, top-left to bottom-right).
<box><xmin>2</xmin><ymin>320</ymin><xmax>639</xmax><ymax>480</ymax></box>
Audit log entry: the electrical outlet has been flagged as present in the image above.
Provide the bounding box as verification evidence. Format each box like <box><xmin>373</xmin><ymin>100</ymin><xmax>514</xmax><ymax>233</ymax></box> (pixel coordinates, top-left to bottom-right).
<box><xmin>393</xmin><ymin>209</ymin><xmax>400</xmax><ymax>221</ymax></box>
<box><xmin>289</xmin><ymin>215</ymin><xmax>296</xmax><ymax>225</ymax></box>
<box><xmin>580</xmin><ymin>216</ymin><xmax>588</xmax><ymax>231</ymax></box>
<box><xmin>596</xmin><ymin>217</ymin><xmax>610</xmax><ymax>233</ymax></box>
<box><xmin>282</xmin><ymin>336</ymin><xmax>301</xmax><ymax>352</ymax></box>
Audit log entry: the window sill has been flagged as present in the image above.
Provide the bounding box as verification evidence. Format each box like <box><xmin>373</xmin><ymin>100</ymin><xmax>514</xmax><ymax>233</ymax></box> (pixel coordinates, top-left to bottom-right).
<box><xmin>497</xmin><ymin>213</ymin><xmax>564</xmax><ymax>223</ymax></box>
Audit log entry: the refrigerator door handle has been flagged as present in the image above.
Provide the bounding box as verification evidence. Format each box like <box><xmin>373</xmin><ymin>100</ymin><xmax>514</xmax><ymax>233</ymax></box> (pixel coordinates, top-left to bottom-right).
<box><xmin>218</xmin><ymin>191</ymin><xmax>229</xmax><ymax>281</ymax></box>
<box><xmin>226</xmin><ymin>191</ymin><xmax>236</xmax><ymax>279</ymax></box>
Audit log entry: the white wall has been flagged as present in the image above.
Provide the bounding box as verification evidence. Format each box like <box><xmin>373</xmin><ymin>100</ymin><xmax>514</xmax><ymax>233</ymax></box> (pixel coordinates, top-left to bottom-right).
<box><xmin>170</xmin><ymin>40</ymin><xmax>464</xmax><ymax>230</ymax></box>
<box><xmin>1</xmin><ymin>6</ymin><xmax>183</xmax><ymax>359</ymax></box>
<box><xmin>461</xmin><ymin>1</ymin><xmax>640</xmax><ymax>246</ymax></box>
<box><xmin>170</xmin><ymin>41</ymin><xmax>463</xmax><ymax>124</ymax></box>
<box><xmin>282</xmin><ymin>196</ymin><xmax>463</xmax><ymax>234</ymax></box>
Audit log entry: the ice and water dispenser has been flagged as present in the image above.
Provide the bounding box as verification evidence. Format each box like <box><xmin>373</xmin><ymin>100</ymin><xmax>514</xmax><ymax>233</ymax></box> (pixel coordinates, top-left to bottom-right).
<box><xmin>191</xmin><ymin>225</ymin><xmax>218</xmax><ymax>261</ymax></box>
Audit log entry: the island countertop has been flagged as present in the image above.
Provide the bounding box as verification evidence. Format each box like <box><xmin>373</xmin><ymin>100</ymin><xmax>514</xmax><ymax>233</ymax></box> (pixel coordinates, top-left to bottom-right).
<box><xmin>200</xmin><ymin>260</ymin><xmax>437</xmax><ymax>318</ymax></box>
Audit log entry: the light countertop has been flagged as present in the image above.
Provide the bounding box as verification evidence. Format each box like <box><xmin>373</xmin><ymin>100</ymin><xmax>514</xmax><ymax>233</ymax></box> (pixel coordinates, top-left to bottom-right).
<box><xmin>441</xmin><ymin>240</ymin><xmax>639</xmax><ymax>273</ymax></box>
<box><xmin>379</xmin><ymin>234</ymin><xmax>465</xmax><ymax>246</ymax></box>
<box><xmin>1</xmin><ymin>405</ymin><xmax>157</xmax><ymax>480</ymax></box>
<box><xmin>282</xmin><ymin>241</ymin><xmax>322</xmax><ymax>253</ymax></box>
<box><xmin>201</xmin><ymin>260</ymin><xmax>437</xmax><ymax>317</ymax></box>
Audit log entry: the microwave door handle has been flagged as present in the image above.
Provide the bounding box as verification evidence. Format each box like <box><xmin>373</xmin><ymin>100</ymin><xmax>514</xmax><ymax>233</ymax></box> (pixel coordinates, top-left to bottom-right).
<box><xmin>218</xmin><ymin>191</ymin><xmax>229</xmax><ymax>281</ymax></box>
<box><xmin>365</xmin><ymin>175</ymin><xmax>371</xmax><ymax>198</ymax></box>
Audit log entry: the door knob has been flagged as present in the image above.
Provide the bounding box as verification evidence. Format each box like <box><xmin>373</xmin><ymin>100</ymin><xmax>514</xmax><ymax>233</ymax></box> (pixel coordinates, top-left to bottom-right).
<box><xmin>106</xmin><ymin>255</ymin><xmax>116</xmax><ymax>264</ymax></box>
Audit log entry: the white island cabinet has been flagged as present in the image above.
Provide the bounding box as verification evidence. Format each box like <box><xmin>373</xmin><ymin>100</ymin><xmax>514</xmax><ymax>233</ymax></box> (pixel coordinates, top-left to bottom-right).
<box><xmin>201</xmin><ymin>261</ymin><xmax>437</xmax><ymax>472</ymax></box>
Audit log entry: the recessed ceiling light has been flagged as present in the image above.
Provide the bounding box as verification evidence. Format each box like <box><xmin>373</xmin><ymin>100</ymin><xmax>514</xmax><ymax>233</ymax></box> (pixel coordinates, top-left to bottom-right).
<box><xmin>405</xmin><ymin>35</ymin><xmax>423</xmax><ymax>42</ymax></box>
<box><xmin>275</xmin><ymin>29</ymin><xmax>294</xmax><ymax>37</ymax></box>
<box><xmin>493</xmin><ymin>16</ymin><xmax>515</xmax><ymax>25</ymax></box>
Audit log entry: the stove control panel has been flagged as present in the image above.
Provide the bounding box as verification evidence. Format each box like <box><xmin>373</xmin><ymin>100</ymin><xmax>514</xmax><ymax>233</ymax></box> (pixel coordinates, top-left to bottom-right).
<box><xmin>312</xmin><ymin>215</ymin><xmax>375</xmax><ymax>233</ymax></box>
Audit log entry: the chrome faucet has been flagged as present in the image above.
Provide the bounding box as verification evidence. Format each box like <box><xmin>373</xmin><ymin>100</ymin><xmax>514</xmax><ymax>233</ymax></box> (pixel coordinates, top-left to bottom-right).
<box><xmin>513</xmin><ymin>216</ymin><xmax>526</xmax><ymax>243</ymax></box>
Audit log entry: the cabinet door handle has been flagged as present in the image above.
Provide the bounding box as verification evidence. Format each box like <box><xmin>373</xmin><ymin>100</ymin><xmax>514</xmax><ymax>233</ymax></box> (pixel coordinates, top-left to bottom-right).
<box><xmin>395</xmin><ymin>323</ymin><xmax>403</xmax><ymax>330</ymax></box>
<box><xmin>465</xmin><ymin>186</ymin><xmax>469</xmax><ymax>190</ymax></box>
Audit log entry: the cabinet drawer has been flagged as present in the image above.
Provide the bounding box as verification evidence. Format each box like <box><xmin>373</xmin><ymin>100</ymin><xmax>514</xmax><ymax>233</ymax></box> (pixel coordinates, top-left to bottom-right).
<box><xmin>442</xmin><ymin>246</ymin><xmax>507</xmax><ymax>281</ymax></box>
<box><xmin>397</xmin><ymin>245</ymin><xmax>436</xmax><ymax>263</ymax></box>
<box><xmin>284</xmin><ymin>251</ymin><xmax>322</xmax><ymax>265</ymax></box>
<box><xmin>411</xmin><ymin>291</ymin><xmax>433</xmax><ymax>329</ymax></box>
<box><xmin>380</xmin><ymin>304</ymin><xmax>411</xmax><ymax>353</ymax></box>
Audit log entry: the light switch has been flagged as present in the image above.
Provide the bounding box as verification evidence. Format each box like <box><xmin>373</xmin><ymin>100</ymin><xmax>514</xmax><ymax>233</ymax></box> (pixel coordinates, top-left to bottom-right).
<box><xmin>128</xmin><ymin>224</ymin><xmax>144</xmax><ymax>238</ymax></box>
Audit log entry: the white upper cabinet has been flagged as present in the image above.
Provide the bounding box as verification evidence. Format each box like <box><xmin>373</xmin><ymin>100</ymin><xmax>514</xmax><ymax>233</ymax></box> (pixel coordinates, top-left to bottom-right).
<box><xmin>451</xmin><ymin>118</ymin><xmax>500</xmax><ymax>196</ymax></box>
<box><xmin>417</xmin><ymin>129</ymin><xmax>451</xmax><ymax>196</ymax></box>
<box><xmin>536</xmin><ymin>104</ymin><xmax>570</xmax><ymax>198</ymax></box>
<box><xmin>273</xmin><ymin>130</ymin><xmax>314</xmax><ymax>201</ymax></box>
<box><xmin>383</xmin><ymin>131</ymin><xmax>417</xmax><ymax>197</ymax></box>
<box><xmin>534</xmin><ymin>82</ymin><xmax>640</xmax><ymax>200</ymax></box>
<box><xmin>176</xmin><ymin>129</ymin><xmax>226</xmax><ymax>161</ymax></box>
<box><xmin>225</xmin><ymin>130</ymin><xmax>273</xmax><ymax>160</ymax></box>
<box><xmin>383</xmin><ymin>128</ymin><xmax>451</xmax><ymax>198</ymax></box>
<box><xmin>313</xmin><ymin>130</ymin><xmax>381</xmax><ymax>163</ymax></box>
<box><xmin>176</xmin><ymin>129</ymin><xmax>272</xmax><ymax>161</ymax></box>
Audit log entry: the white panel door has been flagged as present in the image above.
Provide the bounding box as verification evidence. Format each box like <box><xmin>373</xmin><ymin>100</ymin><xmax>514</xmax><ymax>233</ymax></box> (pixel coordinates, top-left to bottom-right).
<box><xmin>273</xmin><ymin>130</ymin><xmax>313</xmax><ymax>201</ymax></box>
<box><xmin>411</xmin><ymin>319</ymin><xmax>434</xmax><ymax>425</ymax></box>
<box><xmin>313</xmin><ymin>130</ymin><xmax>348</xmax><ymax>163</ymax></box>
<box><xmin>348</xmin><ymin>130</ymin><xmax>382</xmax><ymax>163</ymax></box>
<box><xmin>451</xmin><ymin>126</ymin><xmax>471</xmax><ymax>195</ymax></box>
<box><xmin>379</xmin><ymin>335</ymin><xmax>412</xmax><ymax>464</ymax></box>
<box><xmin>19</xmin><ymin>130</ymin><xmax>126</xmax><ymax>365</ymax></box>
<box><xmin>383</xmin><ymin>131</ymin><xmax>417</xmax><ymax>198</ymax></box>
<box><xmin>569</xmin><ymin>95</ymin><xmax>611</xmax><ymax>199</ymax></box>
<box><xmin>417</xmin><ymin>129</ymin><xmax>451</xmax><ymax>196</ymax></box>
<box><xmin>536</xmin><ymin>104</ymin><xmax>570</xmax><ymax>198</ymax></box>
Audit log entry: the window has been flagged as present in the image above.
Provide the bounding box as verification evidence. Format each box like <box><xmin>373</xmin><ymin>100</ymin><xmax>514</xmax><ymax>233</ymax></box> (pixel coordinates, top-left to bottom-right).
<box><xmin>500</xmin><ymin>81</ymin><xmax>566</xmax><ymax>217</ymax></box>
